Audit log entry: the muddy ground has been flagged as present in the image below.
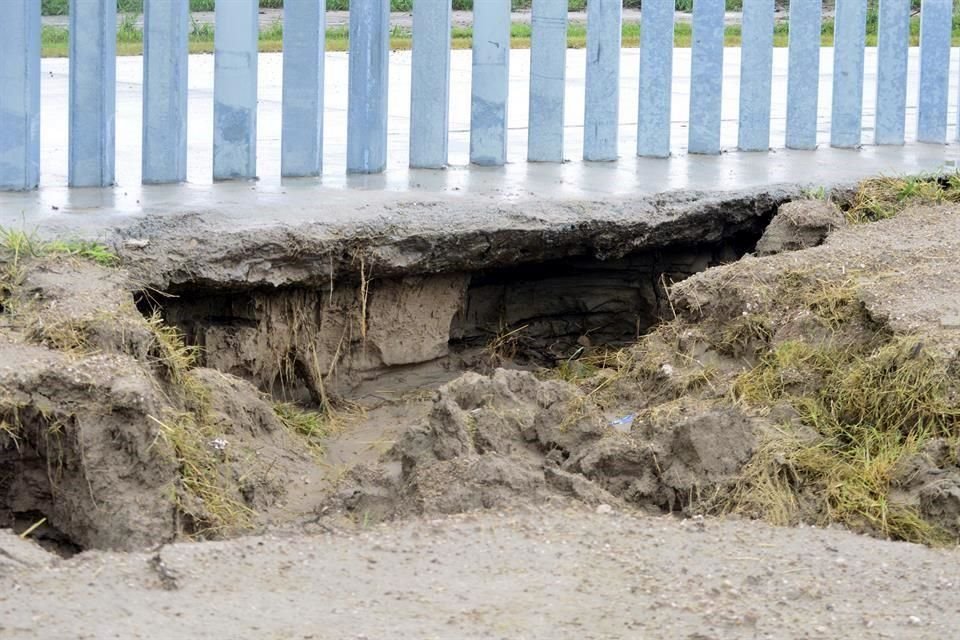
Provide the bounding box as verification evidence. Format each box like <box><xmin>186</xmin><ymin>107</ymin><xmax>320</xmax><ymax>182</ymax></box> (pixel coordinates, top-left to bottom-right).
<box><xmin>2</xmin><ymin>181</ymin><xmax>960</xmax><ymax>637</ymax></box>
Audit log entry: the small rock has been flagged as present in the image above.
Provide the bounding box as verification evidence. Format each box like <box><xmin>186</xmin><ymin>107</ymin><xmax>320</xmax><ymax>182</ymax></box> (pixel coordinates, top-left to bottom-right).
<box><xmin>595</xmin><ymin>504</ymin><xmax>613</xmax><ymax>515</ymax></box>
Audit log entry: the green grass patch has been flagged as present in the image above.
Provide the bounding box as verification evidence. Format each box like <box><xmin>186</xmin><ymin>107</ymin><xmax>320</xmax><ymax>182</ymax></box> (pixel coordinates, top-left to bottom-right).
<box><xmin>725</xmin><ymin>268</ymin><xmax>960</xmax><ymax>545</ymax></box>
<box><xmin>733</xmin><ymin>335</ymin><xmax>960</xmax><ymax>545</ymax></box>
<box><xmin>0</xmin><ymin>228</ymin><xmax>118</xmax><ymax>308</ymax></box>
<box><xmin>0</xmin><ymin>228</ymin><xmax>117</xmax><ymax>267</ymax></box>
<box><xmin>845</xmin><ymin>173</ymin><xmax>960</xmax><ymax>224</ymax></box>
<box><xmin>42</xmin><ymin>14</ymin><xmax>959</xmax><ymax>57</ymax></box>
<box><xmin>41</xmin><ymin>0</ymin><xmax>759</xmax><ymax>14</ymax></box>
<box><xmin>273</xmin><ymin>402</ymin><xmax>338</xmax><ymax>454</ymax></box>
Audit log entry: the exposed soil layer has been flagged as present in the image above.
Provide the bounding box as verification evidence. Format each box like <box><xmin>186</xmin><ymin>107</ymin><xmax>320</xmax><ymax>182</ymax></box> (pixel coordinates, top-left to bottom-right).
<box><xmin>160</xmin><ymin>237</ymin><xmax>754</xmax><ymax>400</ymax></box>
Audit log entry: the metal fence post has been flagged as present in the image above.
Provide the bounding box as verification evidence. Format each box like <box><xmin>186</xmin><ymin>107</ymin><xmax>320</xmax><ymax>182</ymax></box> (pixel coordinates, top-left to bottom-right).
<box><xmin>785</xmin><ymin>0</ymin><xmax>821</xmax><ymax>149</ymax></box>
<box><xmin>213</xmin><ymin>0</ymin><xmax>259</xmax><ymax>180</ymax></box>
<box><xmin>583</xmin><ymin>0</ymin><xmax>622</xmax><ymax>161</ymax></box>
<box><xmin>410</xmin><ymin>0</ymin><xmax>452</xmax><ymax>168</ymax></box>
<box><xmin>143</xmin><ymin>0</ymin><xmax>189</xmax><ymax>184</ymax></box>
<box><xmin>830</xmin><ymin>0</ymin><xmax>867</xmax><ymax>149</ymax></box>
<box><xmin>874</xmin><ymin>0</ymin><xmax>909</xmax><ymax>145</ymax></box>
<box><xmin>527</xmin><ymin>0</ymin><xmax>567</xmax><ymax>163</ymax></box>
<box><xmin>737</xmin><ymin>0</ymin><xmax>774</xmax><ymax>151</ymax></box>
<box><xmin>637</xmin><ymin>0</ymin><xmax>674</xmax><ymax>158</ymax></box>
<box><xmin>69</xmin><ymin>0</ymin><xmax>116</xmax><ymax>187</ymax></box>
<box><xmin>347</xmin><ymin>0</ymin><xmax>390</xmax><ymax>173</ymax></box>
<box><xmin>470</xmin><ymin>0</ymin><xmax>511</xmax><ymax>166</ymax></box>
<box><xmin>282</xmin><ymin>0</ymin><xmax>326</xmax><ymax>177</ymax></box>
<box><xmin>0</xmin><ymin>0</ymin><xmax>40</xmax><ymax>191</ymax></box>
<box><xmin>688</xmin><ymin>0</ymin><xmax>724</xmax><ymax>155</ymax></box>
<box><xmin>917</xmin><ymin>0</ymin><xmax>951</xmax><ymax>144</ymax></box>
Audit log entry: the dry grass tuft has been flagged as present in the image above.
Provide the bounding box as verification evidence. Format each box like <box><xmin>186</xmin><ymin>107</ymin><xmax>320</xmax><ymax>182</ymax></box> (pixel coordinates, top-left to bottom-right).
<box><xmin>845</xmin><ymin>172</ymin><xmax>960</xmax><ymax>224</ymax></box>
<box><xmin>273</xmin><ymin>401</ymin><xmax>347</xmax><ymax>455</ymax></box>
<box><xmin>145</xmin><ymin>311</ymin><xmax>201</xmax><ymax>385</ymax></box>
<box><xmin>485</xmin><ymin>323</ymin><xmax>529</xmax><ymax>365</ymax></box>
<box><xmin>730</xmin><ymin>335</ymin><xmax>960</xmax><ymax>545</ymax></box>
<box><xmin>1</xmin><ymin>227</ymin><xmax>118</xmax><ymax>311</ymax></box>
<box><xmin>150</xmin><ymin>411</ymin><xmax>254</xmax><ymax>536</ymax></box>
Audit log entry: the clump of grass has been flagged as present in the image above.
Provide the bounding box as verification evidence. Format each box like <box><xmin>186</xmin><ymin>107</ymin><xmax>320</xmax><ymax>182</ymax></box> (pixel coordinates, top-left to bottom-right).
<box><xmin>0</xmin><ymin>227</ymin><xmax>118</xmax><ymax>271</ymax></box>
<box><xmin>801</xmin><ymin>185</ymin><xmax>829</xmax><ymax>200</ymax></box>
<box><xmin>145</xmin><ymin>311</ymin><xmax>201</xmax><ymax>385</ymax></box>
<box><xmin>141</xmin><ymin>315</ymin><xmax>254</xmax><ymax>536</ymax></box>
<box><xmin>273</xmin><ymin>401</ymin><xmax>337</xmax><ymax>454</ymax></box>
<box><xmin>0</xmin><ymin>229</ymin><xmax>32</xmax><ymax>307</ymax></box>
<box><xmin>143</xmin><ymin>317</ymin><xmax>253</xmax><ymax>535</ymax></box>
<box><xmin>715</xmin><ymin>313</ymin><xmax>772</xmax><ymax>358</ymax></box>
<box><xmin>485</xmin><ymin>323</ymin><xmax>529</xmax><ymax>365</ymax></box>
<box><xmin>151</xmin><ymin>410</ymin><xmax>254</xmax><ymax>536</ymax></box>
<box><xmin>551</xmin><ymin>357</ymin><xmax>600</xmax><ymax>385</ymax></box>
<box><xmin>731</xmin><ymin>335</ymin><xmax>960</xmax><ymax>545</ymax></box>
<box><xmin>44</xmin><ymin>239</ymin><xmax>120</xmax><ymax>267</ymax></box>
<box><xmin>846</xmin><ymin>172</ymin><xmax>960</xmax><ymax>224</ymax></box>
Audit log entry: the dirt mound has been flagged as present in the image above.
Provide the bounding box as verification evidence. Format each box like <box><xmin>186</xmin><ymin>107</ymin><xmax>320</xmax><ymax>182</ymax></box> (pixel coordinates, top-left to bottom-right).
<box><xmin>754</xmin><ymin>199</ymin><xmax>846</xmax><ymax>256</ymax></box>
<box><xmin>0</xmin><ymin>256</ymin><xmax>319</xmax><ymax>551</ymax></box>
<box><xmin>602</xmin><ymin>203</ymin><xmax>960</xmax><ymax>543</ymax></box>
<box><xmin>335</xmin><ymin>369</ymin><xmax>756</xmax><ymax>520</ymax></box>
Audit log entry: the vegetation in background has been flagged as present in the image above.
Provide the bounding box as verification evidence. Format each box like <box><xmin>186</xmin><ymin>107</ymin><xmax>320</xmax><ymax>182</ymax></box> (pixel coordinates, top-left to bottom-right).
<box><xmin>41</xmin><ymin>0</ymin><xmax>765</xmax><ymax>15</ymax></box>
<box><xmin>39</xmin><ymin>10</ymin><xmax>960</xmax><ymax>58</ymax></box>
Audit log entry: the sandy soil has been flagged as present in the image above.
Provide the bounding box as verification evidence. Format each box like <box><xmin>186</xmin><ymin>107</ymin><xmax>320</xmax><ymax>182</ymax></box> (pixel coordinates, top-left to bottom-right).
<box><xmin>2</xmin><ymin>505</ymin><xmax>957</xmax><ymax>640</ymax></box>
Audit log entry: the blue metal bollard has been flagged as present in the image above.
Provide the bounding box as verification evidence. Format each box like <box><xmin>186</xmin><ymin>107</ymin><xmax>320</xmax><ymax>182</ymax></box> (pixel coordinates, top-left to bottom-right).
<box><xmin>917</xmin><ymin>0</ymin><xmax>951</xmax><ymax>144</ymax></box>
<box><xmin>69</xmin><ymin>0</ymin><xmax>116</xmax><ymax>187</ymax></box>
<box><xmin>143</xmin><ymin>0</ymin><xmax>189</xmax><ymax>184</ymax></box>
<box><xmin>737</xmin><ymin>0</ymin><xmax>775</xmax><ymax>152</ymax></box>
<box><xmin>347</xmin><ymin>0</ymin><xmax>390</xmax><ymax>174</ymax></box>
<box><xmin>527</xmin><ymin>0</ymin><xmax>567</xmax><ymax>163</ymax></box>
<box><xmin>282</xmin><ymin>0</ymin><xmax>326</xmax><ymax>177</ymax></box>
<box><xmin>874</xmin><ymin>0</ymin><xmax>910</xmax><ymax>145</ymax></box>
<box><xmin>0</xmin><ymin>0</ymin><xmax>40</xmax><ymax>191</ymax></box>
<box><xmin>410</xmin><ymin>0</ymin><xmax>452</xmax><ymax>168</ymax></box>
<box><xmin>583</xmin><ymin>0</ymin><xmax>622</xmax><ymax>161</ymax></box>
<box><xmin>688</xmin><ymin>0</ymin><xmax>724</xmax><ymax>155</ymax></box>
<box><xmin>637</xmin><ymin>0</ymin><xmax>674</xmax><ymax>158</ymax></box>
<box><xmin>213</xmin><ymin>0</ymin><xmax>259</xmax><ymax>180</ymax></box>
<box><xmin>830</xmin><ymin>0</ymin><xmax>867</xmax><ymax>149</ymax></box>
<box><xmin>785</xmin><ymin>0</ymin><xmax>821</xmax><ymax>150</ymax></box>
<box><xmin>470</xmin><ymin>0</ymin><xmax>511</xmax><ymax>166</ymax></box>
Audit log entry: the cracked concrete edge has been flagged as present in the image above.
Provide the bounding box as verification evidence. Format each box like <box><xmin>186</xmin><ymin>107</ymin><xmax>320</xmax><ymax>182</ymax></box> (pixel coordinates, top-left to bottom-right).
<box><xmin>94</xmin><ymin>184</ymin><xmax>812</xmax><ymax>291</ymax></box>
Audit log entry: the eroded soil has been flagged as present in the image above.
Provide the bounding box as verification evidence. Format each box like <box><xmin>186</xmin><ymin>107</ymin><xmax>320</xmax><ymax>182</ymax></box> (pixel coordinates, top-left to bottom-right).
<box><xmin>2</xmin><ymin>187</ymin><xmax>960</xmax><ymax>637</ymax></box>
